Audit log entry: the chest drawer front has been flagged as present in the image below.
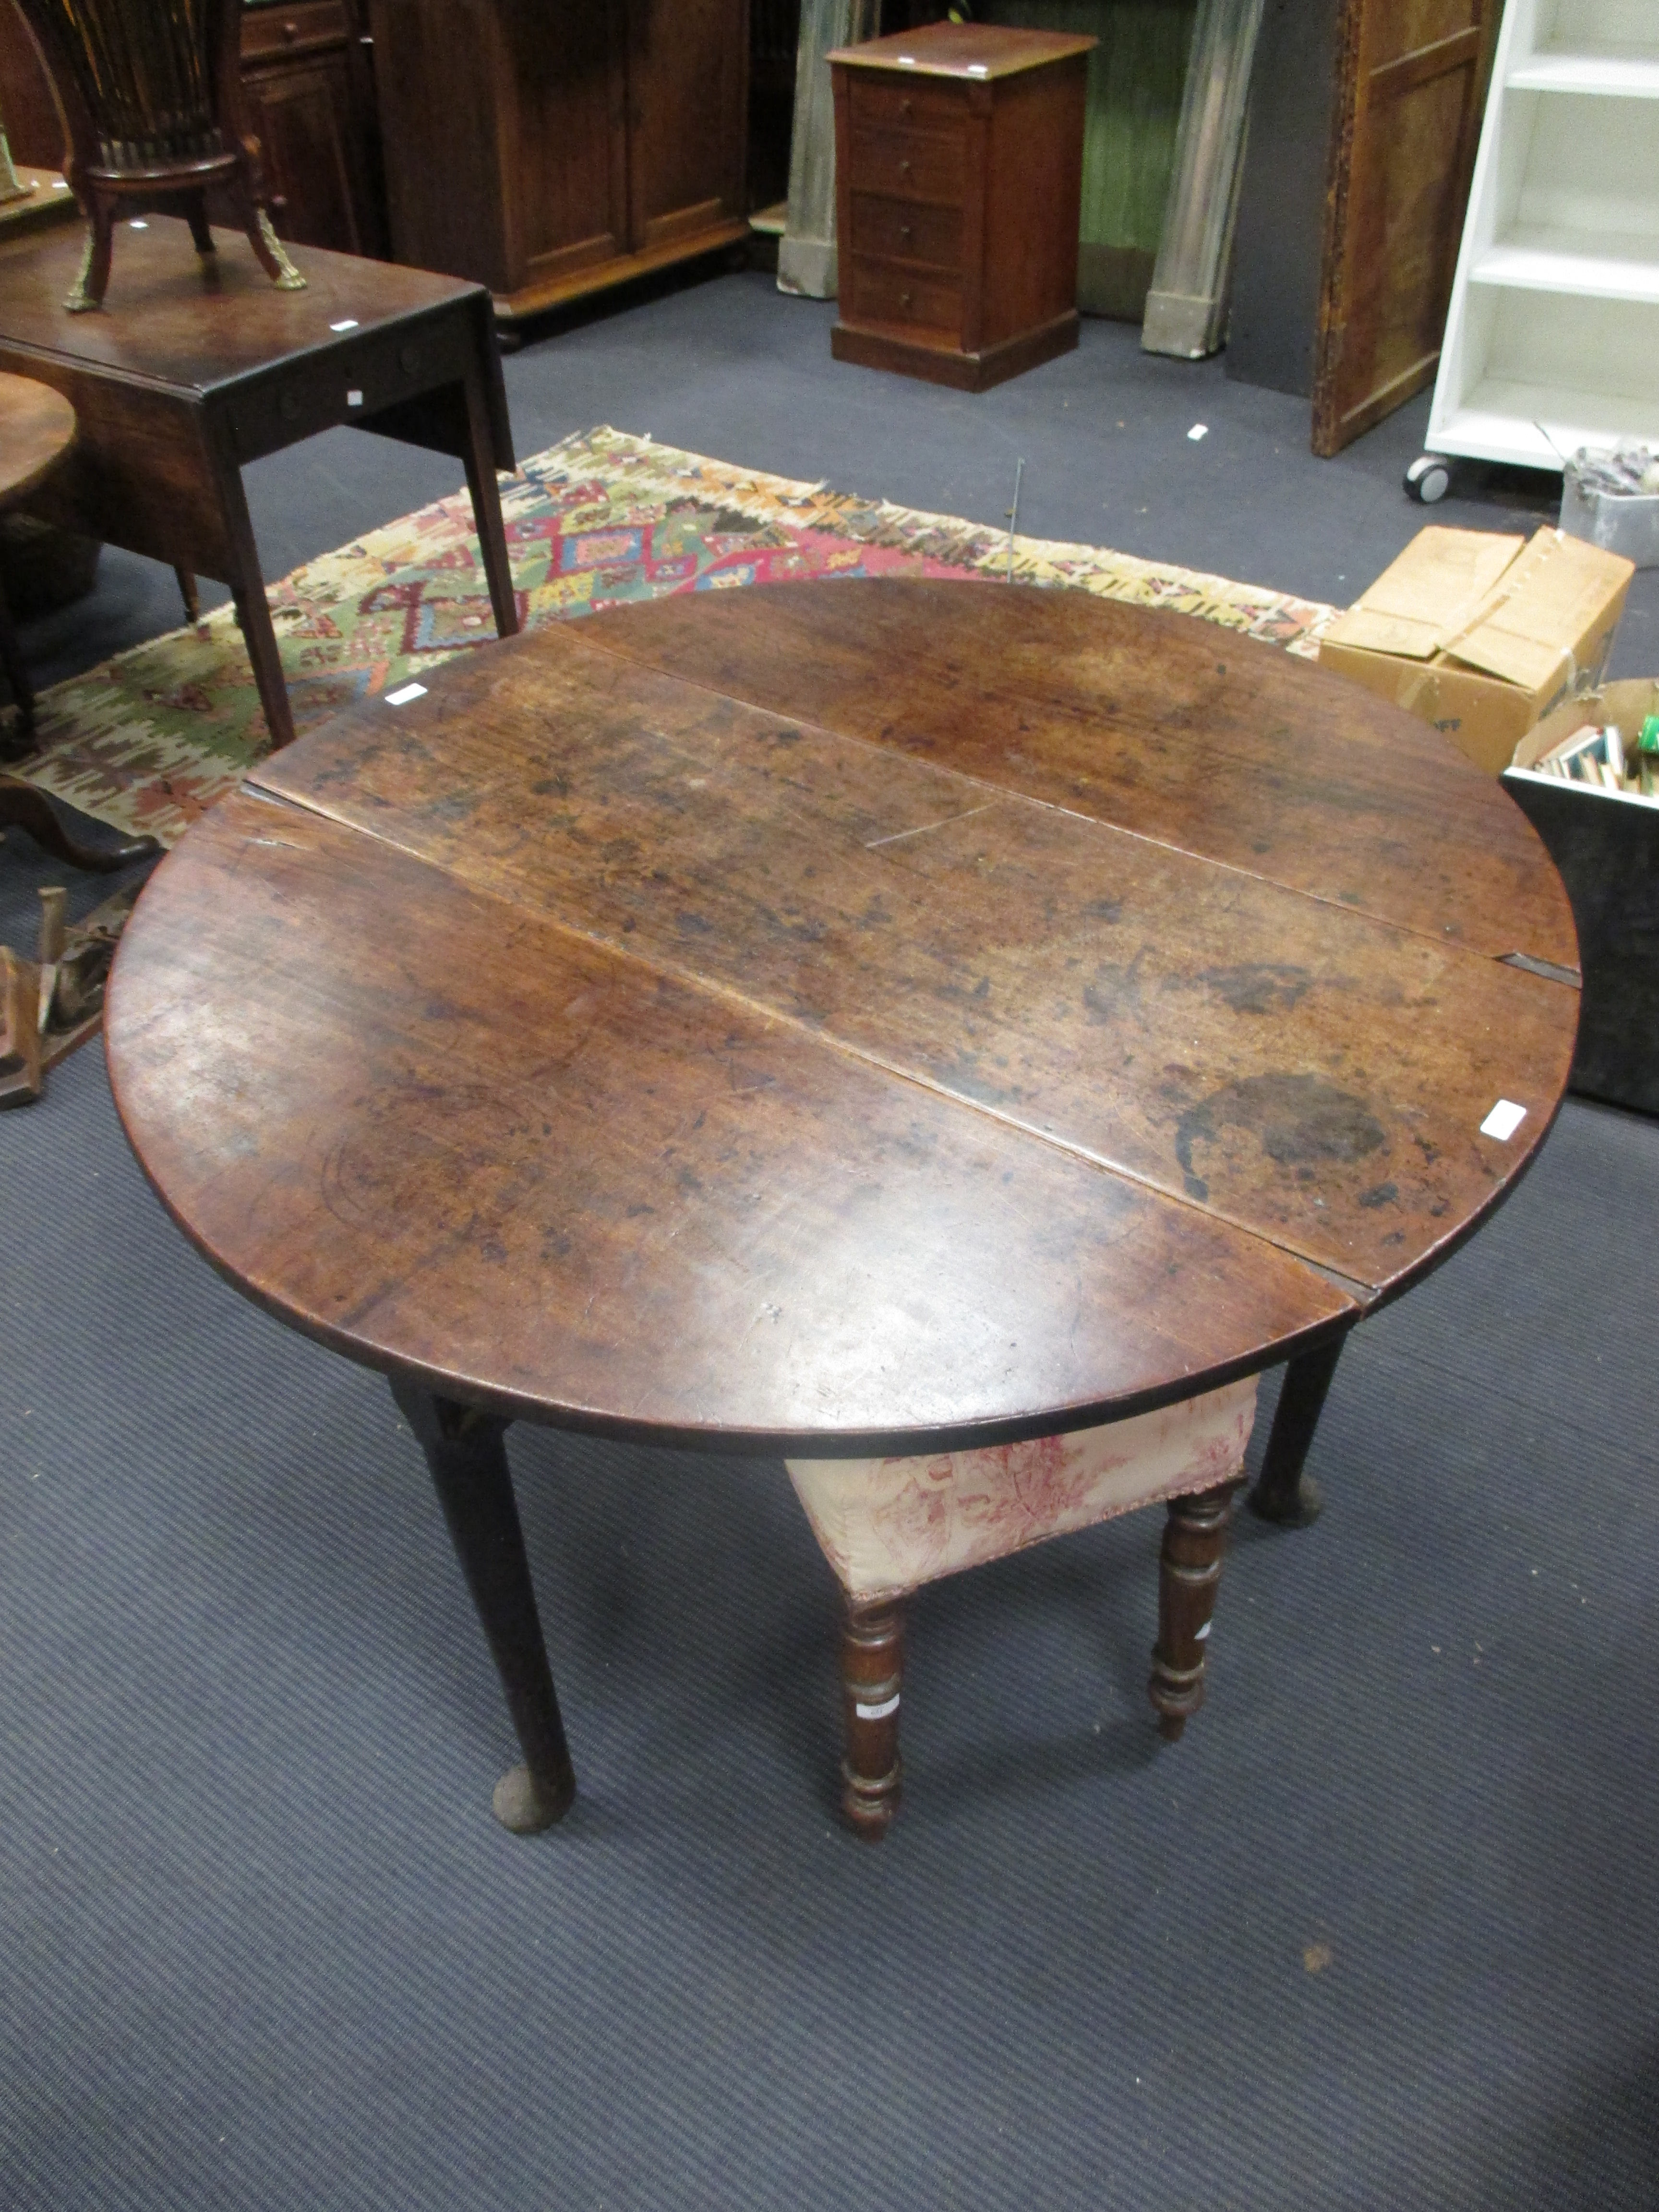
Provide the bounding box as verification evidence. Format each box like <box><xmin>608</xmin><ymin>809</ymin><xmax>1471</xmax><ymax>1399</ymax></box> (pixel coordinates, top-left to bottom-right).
<box><xmin>241</xmin><ymin>0</ymin><xmax>351</xmax><ymax>61</ymax></box>
<box><xmin>848</xmin><ymin>73</ymin><xmax>965</xmax><ymax>138</ymax></box>
<box><xmin>845</xmin><ymin>257</ymin><xmax>962</xmax><ymax>337</ymax></box>
<box><xmin>850</xmin><ymin>126</ymin><xmax>967</xmax><ymax>206</ymax></box>
<box><xmin>225</xmin><ymin>314</ymin><xmax>472</xmax><ymax>461</ymax></box>
<box><xmin>849</xmin><ymin>193</ymin><xmax>963</xmax><ymax>273</ymax></box>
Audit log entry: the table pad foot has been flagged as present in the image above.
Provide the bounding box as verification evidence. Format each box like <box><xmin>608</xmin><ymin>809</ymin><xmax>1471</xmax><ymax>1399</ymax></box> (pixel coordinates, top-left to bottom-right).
<box><xmin>492</xmin><ymin>1761</ymin><xmax>575</xmax><ymax>1835</ymax></box>
<box><xmin>1247</xmin><ymin>1471</ymin><xmax>1325</xmax><ymax>1529</ymax></box>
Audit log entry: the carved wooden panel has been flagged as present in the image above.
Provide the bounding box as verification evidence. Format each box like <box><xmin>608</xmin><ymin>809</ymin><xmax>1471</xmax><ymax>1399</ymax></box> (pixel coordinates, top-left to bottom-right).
<box><xmin>1310</xmin><ymin>0</ymin><xmax>1499</xmax><ymax>456</ymax></box>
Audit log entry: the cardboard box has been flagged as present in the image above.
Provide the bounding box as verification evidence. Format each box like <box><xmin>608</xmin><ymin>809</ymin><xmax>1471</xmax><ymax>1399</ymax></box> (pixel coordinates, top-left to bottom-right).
<box><xmin>1503</xmin><ymin>678</ymin><xmax>1659</xmax><ymax>1116</ymax></box>
<box><xmin>1318</xmin><ymin>526</ymin><xmax>1634</xmax><ymax>775</ymax></box>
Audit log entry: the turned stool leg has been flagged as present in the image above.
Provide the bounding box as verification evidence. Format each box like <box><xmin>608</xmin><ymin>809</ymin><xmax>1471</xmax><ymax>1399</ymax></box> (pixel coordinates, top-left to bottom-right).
<box><xmin>64</xmin><ymin>196</ymin><xmax>115</xmax><ymax>312</ymax></box>
<box><xmin>184</xmin><ymin>192</ymin><xmax>216</xmax><ymax>257</ymax></box>
<box><xmin>174</xmin><ymin>568</ymin><xmax>202</xmax><ymax>624</ymax></box>
<box><xmin>1148</xmin><ymin>1480</ymin><xmax>1240</xmax><ymax>1742</ymax></box>
<box><xmin>392</xmin><ymin>1378</ymin><xmax>576</xmax><ymax>1834</ymax></box>
<box><xmin>841</xmin><ymin>1599</ymin><xmax>904</xmax><ymax>1839</ymax></box>
<box><xmin>1248</xmin><ymin>1333</ymin><xmax>1348</xmax><ymax>1527</ymax></box>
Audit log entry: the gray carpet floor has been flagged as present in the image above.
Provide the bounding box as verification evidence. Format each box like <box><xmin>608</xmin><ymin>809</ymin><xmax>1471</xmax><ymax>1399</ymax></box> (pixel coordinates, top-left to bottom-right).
<box><xmin>3</xmin><ymin>269</ymin><xmax>1657</xmax><ymax>2209</ymax></box>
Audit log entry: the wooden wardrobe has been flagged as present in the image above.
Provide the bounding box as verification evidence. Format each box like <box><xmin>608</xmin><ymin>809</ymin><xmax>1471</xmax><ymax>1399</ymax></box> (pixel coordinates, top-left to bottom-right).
<box><xmin>368</xmin><ymin>0</ymin><xmax>751</xmax><ymax>322</ymax></box>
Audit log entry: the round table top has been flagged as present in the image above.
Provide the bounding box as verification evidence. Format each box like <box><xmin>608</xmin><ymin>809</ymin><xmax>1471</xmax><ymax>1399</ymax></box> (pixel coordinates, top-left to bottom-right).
<box><xmin>107</xmin><ymin>579</ymin><xmax>1579</xmax><ymax>1455</ymax></box>
<box><xmin>0</xmin><ymin>368</ymin><xmax>75</xmax><ymax>508</ymax></box>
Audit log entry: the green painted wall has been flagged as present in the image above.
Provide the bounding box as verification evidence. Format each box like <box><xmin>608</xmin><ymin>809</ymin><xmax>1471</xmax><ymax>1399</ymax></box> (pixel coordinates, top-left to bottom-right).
<box><xmin>978</xmin><ymin>0</ymin><xmax>1195</xmax><ymax>318</ymax></box>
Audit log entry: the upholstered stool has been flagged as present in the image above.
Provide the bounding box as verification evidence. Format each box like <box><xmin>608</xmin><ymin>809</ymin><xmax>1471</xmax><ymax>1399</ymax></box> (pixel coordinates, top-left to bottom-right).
<box><xmin>787</xmin><ymin>1375</ymin><xmax>1258</xmax><ymax>1836</ymax></box>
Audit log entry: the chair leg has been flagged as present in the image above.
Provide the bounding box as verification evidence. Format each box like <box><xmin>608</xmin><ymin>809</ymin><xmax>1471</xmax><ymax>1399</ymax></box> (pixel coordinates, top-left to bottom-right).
<box><xmin>184</xmin><ymin>192</ymin><xmax>216</xmax><ymax>257</ymax></box>
<box><xmin>64</xmin><ymin>197</ymin><xmax>115</xmax><ymax>312</ymax></box>
<box><xmin>841</xmin><ymin>1597</ymin><xmax>904</xmax><ymax>1839</ymax></box>
<box><xmin>174</xmin><ymin>567</ymin><xmax>202</xmax><ymax>624</ymax></box>
<box><xmin>1148</xmin><ymin>1480</ymin><xmax>1240</xmax><ymax>1742</ymax></box>
<box><xmin>238</xmin><ymin>190</ymin><xmax>306</xmax><ymax>292</ymax></box>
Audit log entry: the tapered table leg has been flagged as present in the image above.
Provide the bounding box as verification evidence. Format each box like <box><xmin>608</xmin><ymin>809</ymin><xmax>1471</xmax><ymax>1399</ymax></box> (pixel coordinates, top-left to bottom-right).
<box><xmin>458</xmin><ymin>361</ymin><xmax>520</xmax><ymax>642</ymax></box>
<box><xmin>1248</xmin><ymin>1333</ymin><xmax>1349</xmax><ymax>1527</ymax></box>
<box><xmin>392</xmin><ymin>1379</ymin><xmax>576</xmax><ymax>1833</ymax></box>
<box><xmin>1148</xmin><ymin>1480</ymin><xmax>1239</xmax><ymax>1741</ymax></box>
<box><xmin>841</xmin><ymin>1598</ymin><xmax>903</xmax><ymax>1839</ymax></box>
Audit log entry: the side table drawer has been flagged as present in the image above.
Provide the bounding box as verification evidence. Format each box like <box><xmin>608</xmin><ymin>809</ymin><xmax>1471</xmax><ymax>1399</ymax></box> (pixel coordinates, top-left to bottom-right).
<box><xmin>848</xmin><ymin>74</ymin><xmax>965</xmax><ymax>137</ymax></box>
<box><xmin>225</xmin><ymin>314</ymin><xmax>473</xmax><ymax>461</ymax></box>
<box><xmin>849</xmin><ymin>193</ymin><xmax>963</xmax><ymax>272</ymax></box>
<box><xmin>241</xmin><ymin>0</ymin><xmax>351</xmax><ymax>60</ymax></box>
<box><xmin>844</xmin><ymin>258</ymin><xmax>962</xmax><ymax>336</ymax></box>
<box><xmin>850</xmin><ymin>127</ymin><xmax>966</xmax><ymax>206</ymax></box>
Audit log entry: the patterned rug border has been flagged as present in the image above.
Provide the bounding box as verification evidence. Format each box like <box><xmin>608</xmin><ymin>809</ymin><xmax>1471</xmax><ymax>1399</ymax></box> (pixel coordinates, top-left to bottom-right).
<box><xmin>12</xmin><ymin>425</ymin><xmax>1336</xmax><ymax>847</ymax></box>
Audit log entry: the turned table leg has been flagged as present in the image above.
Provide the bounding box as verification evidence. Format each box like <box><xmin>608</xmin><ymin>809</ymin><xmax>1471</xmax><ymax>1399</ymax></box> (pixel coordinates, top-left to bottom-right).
<box><xmin>391</xmin><ymin>1379</ymin><xmax>576</xmax><ymax>1833</ymax></box>
<box><xmin>1148</xmin><ymin>1480</ymin><xmax>1239</xmax><ymax>1742</ymax></box>
<box><xmin>1248</xmin><ymin>1333</ymin><xmax>1349</xmax><ymax>1528</ymax></box>
<box><xmin>841</xmin><ymin>1598</ymin><xmax>904</xmax><ymax>1839</ymax></box>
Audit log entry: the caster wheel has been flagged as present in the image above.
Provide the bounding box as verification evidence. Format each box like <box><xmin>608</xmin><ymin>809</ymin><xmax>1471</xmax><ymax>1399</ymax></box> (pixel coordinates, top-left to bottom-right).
<box><xmin>1405</xmin><ymin>453</ymin><xmax>1451</xmax><ymax>504</ymax></box>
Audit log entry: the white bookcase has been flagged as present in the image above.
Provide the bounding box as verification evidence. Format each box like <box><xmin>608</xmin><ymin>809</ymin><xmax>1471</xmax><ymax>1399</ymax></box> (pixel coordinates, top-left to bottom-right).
<box><xmin>1411</xmin><ymin>0</ymin><xmax>1659</xmax><ymax>499</ymax></box>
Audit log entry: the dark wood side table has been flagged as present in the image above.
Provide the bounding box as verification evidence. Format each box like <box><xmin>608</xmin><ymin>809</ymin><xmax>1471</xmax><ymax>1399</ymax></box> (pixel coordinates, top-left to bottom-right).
<box><xmin>829</xmin><ymin>21</ymin><xmax>1095</xmax><ymax>391</ymax></box>
<box><xmin>106</xmin><ymin>579</ymin><xmax>1579</xmax><ymax>1838</ymax></box>
<box><xmin>0</xmin><ymin>216</ymin><xmax>518</xmax><ymax>749</ymax></box>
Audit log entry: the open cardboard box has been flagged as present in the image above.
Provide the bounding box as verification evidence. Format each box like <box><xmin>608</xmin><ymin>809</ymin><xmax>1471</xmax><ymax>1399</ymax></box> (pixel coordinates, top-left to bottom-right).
<box><xmin>1503</xmin><ymin>678</ymin><xmax>1659</xmax><ymax>1116</ymax></box>
<box><xmin>1319</xmin><ymin>527</ymin><xmax>1634</xmax><ymax>775</ymax></box>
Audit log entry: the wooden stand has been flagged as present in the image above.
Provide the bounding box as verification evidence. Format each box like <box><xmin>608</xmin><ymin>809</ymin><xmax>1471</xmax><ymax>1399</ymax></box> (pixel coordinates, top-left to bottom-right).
<box><xmin>828</xmin><ymin>22</ymin><xmax>1094</xmax><ymax>392</ymax></box>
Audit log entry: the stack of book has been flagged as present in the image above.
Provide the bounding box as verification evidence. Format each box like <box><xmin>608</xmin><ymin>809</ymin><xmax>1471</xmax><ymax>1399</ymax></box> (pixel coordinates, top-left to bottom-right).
<box><xmin>1527</xmin><ymin>715</ymin><xmax>1659</xmax><ymax>803</ymax></box>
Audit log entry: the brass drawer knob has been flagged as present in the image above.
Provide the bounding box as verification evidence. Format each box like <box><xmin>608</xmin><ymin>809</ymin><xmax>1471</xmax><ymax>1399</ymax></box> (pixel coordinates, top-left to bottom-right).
<box><xmin>899</xmin><ymin>224</ymin><xmax>912</xmax><ymax>243</ymax></box>
<box><xmin>899</xmin><ymin>158</ymin><xmax>911</xmax><ymax>175</ymax></box>
<box><xmin>900</xmin><ymin>290</ymin><xmax>914</xmax><ymax>309</ymax></box>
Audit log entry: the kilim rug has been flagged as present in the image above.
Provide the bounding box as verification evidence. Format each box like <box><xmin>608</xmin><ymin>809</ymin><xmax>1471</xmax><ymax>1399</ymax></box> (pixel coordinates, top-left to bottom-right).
<box><xmin>12</xmin><ymin>425</ymin><xmax>1337</xmax><ymax>847</ymax></box>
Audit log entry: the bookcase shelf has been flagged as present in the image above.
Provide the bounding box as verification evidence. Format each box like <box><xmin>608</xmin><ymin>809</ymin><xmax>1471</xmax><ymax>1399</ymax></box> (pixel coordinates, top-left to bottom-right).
<box><xmin>1425</xmin><ymin>0</ymin><xmax>1659</xmax><ymax>476</ymax></box>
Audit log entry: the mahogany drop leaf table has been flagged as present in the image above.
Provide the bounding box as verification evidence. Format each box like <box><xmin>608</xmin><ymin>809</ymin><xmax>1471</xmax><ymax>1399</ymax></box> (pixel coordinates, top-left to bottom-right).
<box><xmin>105</xmin><ymin>580</ymin><xmax>1580</xmax><ymax>1837</ymax></box>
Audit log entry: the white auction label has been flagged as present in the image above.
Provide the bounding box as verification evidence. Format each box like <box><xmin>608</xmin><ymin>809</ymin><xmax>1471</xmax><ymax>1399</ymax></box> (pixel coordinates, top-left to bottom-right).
<box><xmin>1480</xmin><ymin>1099</ymin><xmax>1527</xmax><ymax>1141</ymax></box>
<box><xmin>385</xmin><ymin>682</ymin><xmax>427</xmax><ymax>707</ymax></box>
<box><xmin>854</xmin><ymin>1694</ymin><xmax>900</xmax><ymax>1721</ymax></box>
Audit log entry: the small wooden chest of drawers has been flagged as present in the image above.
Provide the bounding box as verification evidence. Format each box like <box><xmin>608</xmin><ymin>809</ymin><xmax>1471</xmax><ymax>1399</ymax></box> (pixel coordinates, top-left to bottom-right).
<box><xmin>827</xmin><ymin>22</ymin><xmax>1096</xmax><ymax>393</ymax></box>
